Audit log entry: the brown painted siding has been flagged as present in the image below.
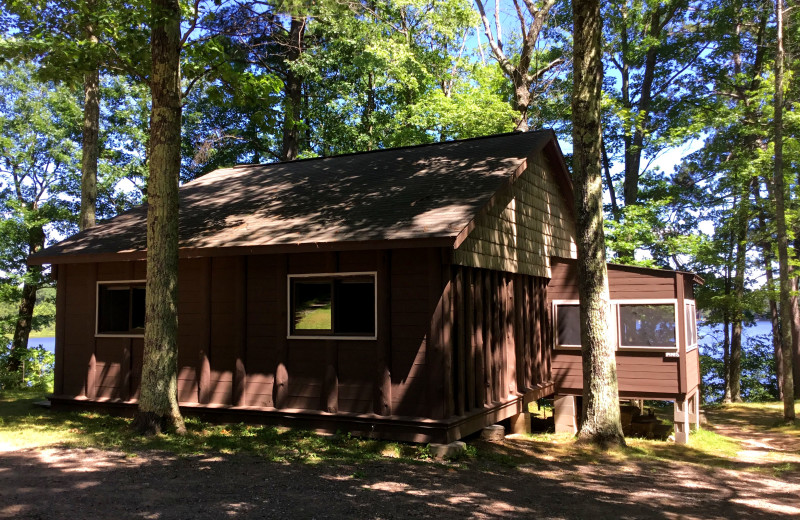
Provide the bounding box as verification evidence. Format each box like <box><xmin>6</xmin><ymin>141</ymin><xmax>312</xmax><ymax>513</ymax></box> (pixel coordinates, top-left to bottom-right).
<box><xmin>549</xmin><ymin>259</ymin><xmax>677</xmax><ymax>300</ymax></box>
<box><xmin>447</xmin><ymin>265</ymin><xmax>551</xmax><ymax>415</ymax></box>
<box><xmin>54</xmin><ymin>246</ymin><xmax>552</xmax><ymax>441</ymax></box>
<box><xmin>686</xmin><ymin>347</ymin><xmax>700</xmax><ymax>394</ymax></box>
<box><xmin>549</xmin><ymin>257</ymin><xmax>700</xmax><ymax>399</ymax></box>
<box><xmin>552</xmin><ymin>350</ymin><xmax>680</xmax><ymax>396</ymax></box>
<box><xmin>454</xmin><ymin>151</ymin><xmax>577</xmax><ymax>279</ymax></box>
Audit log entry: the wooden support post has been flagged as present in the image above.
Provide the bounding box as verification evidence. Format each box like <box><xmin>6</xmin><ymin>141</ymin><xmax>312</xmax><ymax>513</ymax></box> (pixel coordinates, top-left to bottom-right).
<box><xmin>509</xmin><ymin>411</ymin><xmax>531</xmax><ymax>434</ymax></box>
<box><xmin>442</xmin><ymin>263</ymin><xmax>454</xmax><ymax>418</ymax></box>
<box><xmin>427</xmin><ymin>248</ymin><xmax>445</xmax><ymax>419</ymax></box>
<box><xmin>323</xmin><ymin>339</ymin><xmax>338</xmax><ymax>413</ymax></box>
<box><xmin>54</xmin><ymin>264</ymin><xmax>66</xmax><ymax>395</ymax></box>
<box><xmin>508</xmin><ymin>274</ymin><xmax>518</xmax><ymax>396</ymax></box>
<box><xmin>538</xmin><ymin>279</ymin><xmax>548</xmax><ymax>382</ymax></box>
<box><xmin>455</xmin><ymin>266</ymin><xmax>466</xmax><ymax>416</ymax></box>
<box><xmin>515</xmin><ymin>274</ymin><xmax>525</xmax><ymax>392</ymax></box>
<box><xmin>676</xmin><ymin>273</ymin><xmax>687</xmax><ymax>395</ymax></box>
<box><xmin>375</xmin><ymin>250</ymin><xmax>392</xmax><ymax>416</ymax></box>
<box><xmin>674</xmin><ymin>396</ymin><xmax>690</xmax><ymax>444</ymax></box>
<box><xmin>198</xmin><ymin>257</ymin><xmax>212</xmax><ymax>405</ymax></box>
<box><xmin>86</xmin><ymin>263</ymin><xmax>98</xmax><ymax>399</ymax></box>
<box><xmin>234</xmin><ymin>256</ymin><xmax>248</xmax><ymax>406</ymax></box>
<box><xmin>474</xmin><ymin>269</ymin><xmax>486</xmax><ymax>408</ymax></box>
<box><xmin>554</xmin><ymin>394</ymin><xmax>578</xmax><ymax>434</ymax></box>
<box><xmin>525</xmin><ymin>277</ymin><xmax>533</xmax><ymax>389</ymax></box>
<box><xmin>121</xmin><ymin>338</ymin><xmax>132</xmax><ymax>401</ymax></box>
<box><xmin>484</xmin><ymin>270</ymin><xmax>494</xmax><ymax>403</ymax></box>
<box><xmin>273</xmin><ymin>255</ymin><xmax>289</xmax><ymax>409</ymax></box>
<box><xmin>465</xmin><ymin>268</ymin><xmax>475</xmax><ymax>412</ymax></box>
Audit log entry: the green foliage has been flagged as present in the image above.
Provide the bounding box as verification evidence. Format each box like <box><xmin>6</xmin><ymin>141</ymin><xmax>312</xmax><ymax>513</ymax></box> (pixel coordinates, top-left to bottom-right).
<box><xmin>701</xmin><ymin>333</ymin><xmax>779</xmax><ymax>404</ymax></box>
<box><xmin>0</xmin><ymin>339</ymin><xmax>54</xmax><ymax>391</ymax></box>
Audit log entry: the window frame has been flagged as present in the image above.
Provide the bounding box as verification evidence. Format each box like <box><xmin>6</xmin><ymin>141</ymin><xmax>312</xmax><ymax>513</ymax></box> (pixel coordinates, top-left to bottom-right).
<box><xmin>552</xmin><ymin>300</ymin><xmax>582</xmax><ymax>349</ymax></box>
<box><xmin>614</xmin><ymin>298</ymin><xmax>679</xmax><ymax>351</ymax></box>
<box><xmin>685</xmin><ymin>300</ymin><xmax>698</xmax><ymax>351</ymax></box>
<box><xmin>287</xmin><ymin>271</ymin><xmax>378</xmax><ymax>340</ymax></box>
<box><xmin>552</xmin><ymin>300</ymin><xmax>616</xmax><ymax>350</ymax></box>
<box><xmin>95</xmin><ymin>280</ymin><xmax>147</xmax><ymax>338</ymax></box>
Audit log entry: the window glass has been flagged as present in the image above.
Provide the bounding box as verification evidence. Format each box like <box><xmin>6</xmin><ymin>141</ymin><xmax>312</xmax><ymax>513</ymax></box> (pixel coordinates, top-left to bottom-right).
<box><xmin>97</xmin><ymin>283</ymin><xmax>145</xmax><ymax>335</ymax></box>
<box><xmin>290</xmin><ymin>275</ymin><xmax>376</xmax><ymax>337</ymax></box>
<box><xmin>292</xmin><ymin>281</ymin><xmax>332</xmax><ymax>332</ymax></box>
<box><xmin>334</xmin><ymin>278</ymin><xmax>374</xmax><ymax>334</ymax></box>
<box><xmin>685</xmin><ymin>303</ymin><xmax>697</xmax><ymax>347</ymax></box>
<box><xmin>556</xmin><ymin>304</ymin><xmax>581</xmax><ymax>347</ymax></box>
<box><xmin>618</xmin><ymin>304</ymin><xmax>676</xmax><ymax>348</ymax></box>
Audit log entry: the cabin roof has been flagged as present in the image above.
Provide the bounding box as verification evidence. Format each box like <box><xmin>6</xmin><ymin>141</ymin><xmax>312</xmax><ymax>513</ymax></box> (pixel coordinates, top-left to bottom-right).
<box><xmin>31</xmin><ymin>130</ymin><xmax>572</xmax><ymax>264</ymax></box>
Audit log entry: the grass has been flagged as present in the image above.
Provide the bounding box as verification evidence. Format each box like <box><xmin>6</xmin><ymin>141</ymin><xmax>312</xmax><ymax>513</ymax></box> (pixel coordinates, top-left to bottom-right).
<box><xmin>0</xmin><ymin>389</ymin><xmax>431</xmax><ymax>464</ymax></box>
<box><xmin>295</xmin><ymin>303</ymin><xmax>332</xmax><ymax>330</ymax></box>
<box><xmin>1</xmin><ymin>389</ymin><xmax>797</xmax><ymax>477</ymax></box>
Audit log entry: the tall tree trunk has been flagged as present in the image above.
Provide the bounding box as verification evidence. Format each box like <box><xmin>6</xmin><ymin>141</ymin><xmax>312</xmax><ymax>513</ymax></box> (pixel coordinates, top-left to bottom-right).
<box><xmin>723</xmin><ymin>316</ymin><xmax>731</xmax><ymax>402</ymax></box>
<box><xmin>79</xmin><ymin>1</ymin><xmax>99</xmax><ymax>231</ymax></box>
<box><xmin>133</xmin><ymin>0</ymin><xmax>185</xmax><ymax>435</ymax></box>
<box><xmin>730</xmin><ymin>191</ymin><xmax>749</xmax><ymax>402</ymax></box>
<box><xmin>8</xmin><ymin>226</ymin><xmax>46</xmax><ymax>378</ymax></box>
<box><xmin>764</xmin><ymin>250</ymin><xmax>784</xmax><ymax>399</ymax></box>
<box><xmin>572</xmin><ymin>0</ymin><xmax>624</xmax><ymax>447</ymax></box>
<box><xmin>791</xmin><ymin>279</ymin><xmax>800</xmax><ymax>399</ymax></box>
<box><xmin>773</xmin><ymin>0</ymin><xmax>796</xmax><ymax>420</ymax></box>
<box><xmin>280</xmin><ymin>16</ymin><xmax>305</xmax><ymax>162</ymax></box>
<box><xmin>622</xmin><ymin>6</ymin><xmax>663</xmax><ymax>207</ymax></box>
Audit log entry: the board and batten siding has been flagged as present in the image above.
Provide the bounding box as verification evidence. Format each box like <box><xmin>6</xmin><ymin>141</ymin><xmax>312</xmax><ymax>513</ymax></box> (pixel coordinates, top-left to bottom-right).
<box><xmin>453</xmin><ymin>151</ymin><xmax>577</xmax><ymax>279</ymax></box>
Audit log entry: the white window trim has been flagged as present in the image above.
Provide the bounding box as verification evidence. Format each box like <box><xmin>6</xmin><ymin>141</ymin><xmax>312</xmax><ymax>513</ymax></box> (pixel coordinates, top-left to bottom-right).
<box><xmin>552</xmin><ymin>300</ymin><xmax>616</xmax><ymax>350</ymax></box>
<box><xmin>552</xmin><ymin>300</ymin><xmax>582</xmax><ymax>349</ymax></box>
<box><xmin>287</xmin><ymin>271</ymin><xmax>378</xmax><ymax>341</ymax></box>
<box><xmin>95</xmin><ymin>279</ymin><xmax>146</xmax><ymax>338</ymax></box>
<box><xmin>685</xmin><ymin>300</ymin><xmax>698</xmax><ymax>352</ymax></box>
<box><xmin>614</xmin><ymin>298</ymin><xmax>679</xmax><ymax>351</ymax></box>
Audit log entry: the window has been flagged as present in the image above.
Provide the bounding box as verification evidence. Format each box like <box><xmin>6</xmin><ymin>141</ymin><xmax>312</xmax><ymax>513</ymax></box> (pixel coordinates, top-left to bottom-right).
<box><xmin>553</xmin><ymin>301</ymin><xmax>581</xmax><ymax>348</ymax></box>
<box><xmin>289</xmin><ymin>273</ymin><xmax>376</xmax><ymax>339</ymax></box>
<box><xmin>617</xmin><ymin>302</ymin><xmax>677</xmax><ymax>350</ymax></box>
<box><xmin>96</xmin><ymin>281</ymin><xmax>146</xmax><ymax>336</ymax></box>
<box><xmin>685</xmin><ymin>300</ymin><xmax>698</xmax><ymax>351</ymax></box>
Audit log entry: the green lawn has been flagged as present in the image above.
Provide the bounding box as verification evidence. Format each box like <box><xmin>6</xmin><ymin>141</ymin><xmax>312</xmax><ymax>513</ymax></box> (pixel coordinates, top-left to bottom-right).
<box><xmin>1</xmin><ymin>389</ymin><xmax>796</xmax><ymax>474</ymax></box>
<box><xmin>295</xmin><ymin>303</ymin><xmax>332</xmax><ymax>330</ymax></box>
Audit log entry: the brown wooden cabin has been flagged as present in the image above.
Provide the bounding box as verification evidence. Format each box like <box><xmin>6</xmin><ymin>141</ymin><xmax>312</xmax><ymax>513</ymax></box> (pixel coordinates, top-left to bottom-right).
<box><xmin>548</xmin><ymin>259</ymin><xmax>702</xmax><ymax>443</ymax></box>
<box><xmin>30</xmin><ymin>130</ymin><xmax>701</xmax><ymax>444</ymax></box>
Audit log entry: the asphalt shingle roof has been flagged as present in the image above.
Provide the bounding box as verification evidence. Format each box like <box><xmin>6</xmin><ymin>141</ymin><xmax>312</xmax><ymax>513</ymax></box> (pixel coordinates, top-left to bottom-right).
<box><xmin>32</xmin><ymin>130</ymin><xmax>566</xmax><ymax>264</ymax></box>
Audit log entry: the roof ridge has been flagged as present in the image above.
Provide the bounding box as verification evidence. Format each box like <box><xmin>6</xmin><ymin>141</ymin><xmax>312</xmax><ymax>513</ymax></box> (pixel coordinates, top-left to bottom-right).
<box><xmin>225</xmin><ymin>130</ymin><xmax>551</xmax><ymax>170</ymax></box>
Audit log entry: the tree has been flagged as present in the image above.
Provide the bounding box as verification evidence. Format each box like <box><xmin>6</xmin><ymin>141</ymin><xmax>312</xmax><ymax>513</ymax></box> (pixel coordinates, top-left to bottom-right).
<box><xmin>0</xmin><ymin>62</ymin><xmax>80</xmax><ymax>380</ymax></box>
<box><xmin>572</xmin><ymin>0</ymin><xmax>624</xmax><ymax>446</ymax></box>
<box><xmin>773</xmin><ymin>0</ymin><xmax>795</xmax><ymax>420</ymax></box>
<box><xmin>474</xmin><ymin>0</ymin><xmax>565</xmax><ymax>131</ymax></box>
<box><xmin>132</xmin><ymin>0</ymin><xmax>185</xmax><ymax>435</ymax></box>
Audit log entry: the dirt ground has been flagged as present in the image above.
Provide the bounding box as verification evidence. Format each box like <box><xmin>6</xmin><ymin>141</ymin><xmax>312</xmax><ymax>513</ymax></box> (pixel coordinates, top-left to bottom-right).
<box><xmin>1</xmin><ymin>426</ymin><xmax>798</xmax><ymax>520</ymax></box>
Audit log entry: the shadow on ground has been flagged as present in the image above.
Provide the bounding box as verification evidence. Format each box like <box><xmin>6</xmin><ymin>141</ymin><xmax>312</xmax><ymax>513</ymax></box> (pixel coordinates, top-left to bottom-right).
<box><xmin>1</xmin><ymin>438</ymin><xmax>798</xmax><ymax>520</ymax></box>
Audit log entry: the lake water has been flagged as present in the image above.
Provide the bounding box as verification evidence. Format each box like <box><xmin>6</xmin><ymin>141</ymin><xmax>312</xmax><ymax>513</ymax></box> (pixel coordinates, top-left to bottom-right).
<box><xmin>698</xmin><ymin>320</ymin><xmax>773</xmax><ymax>350</ymax></box>
<box><xmin>26</xmin><ymin>336</ymin><xmax>56</xmax><ymax>353</ymax></box>
<box><xmin>27</xmin><ymin>320</ymin><xmax>774</xmax><ymax>354</ymax></box>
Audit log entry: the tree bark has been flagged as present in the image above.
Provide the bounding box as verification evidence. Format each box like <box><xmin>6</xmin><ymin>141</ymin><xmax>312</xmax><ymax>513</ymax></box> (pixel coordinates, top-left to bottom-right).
<box><xmin>572</xmin><ymin>0</ymin><xmax>625</xmax><ymax>447</ymax></box>
<box><xmin>8</xmin><ymin>226</ymin><xmax>46</xmax><ymax>378</ymax></box>
<box><xmin>773</xmin><ymin>0</ymin><xmax>796</xmax><ymax>420</ymax></box>
<box><xmin>764</xmin><ymin>251</ymin><xmax>784</xmax><ymax>399</ymax></box>
<box><xmin>730</xmin><ymin>191</ymin><xmax>749</xmax><ymax>403</ymax></box>
<box><xmin>133</xmin><ymin>0</ymin><xmax>185</xmax><ymax>435</ymax></box>
<box><xmin>279</xmin><ymin>16</ymin><xmax>305</xmax><ymax>162</ymax></box>
<box><xmin>474</xmin><ymin>0</ymin><xmax>559</xmax><ymax>132</ymax></box>
<box><xmin>79</xmin><ymin>2</ymin><xmax>99</xmax><ymax>231</ymax></box>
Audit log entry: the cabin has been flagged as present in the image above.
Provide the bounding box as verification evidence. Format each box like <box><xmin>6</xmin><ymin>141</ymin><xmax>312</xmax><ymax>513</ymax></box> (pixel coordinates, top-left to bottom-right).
<box><xmin>30</xmin><ymin>130</ymin><xmax>701</xmax><ymax>444</ymax></box>
<box><xmin>548</xmin><ymin>258</ymin><xmax>702</xmax><ymax>443</ymax></box>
